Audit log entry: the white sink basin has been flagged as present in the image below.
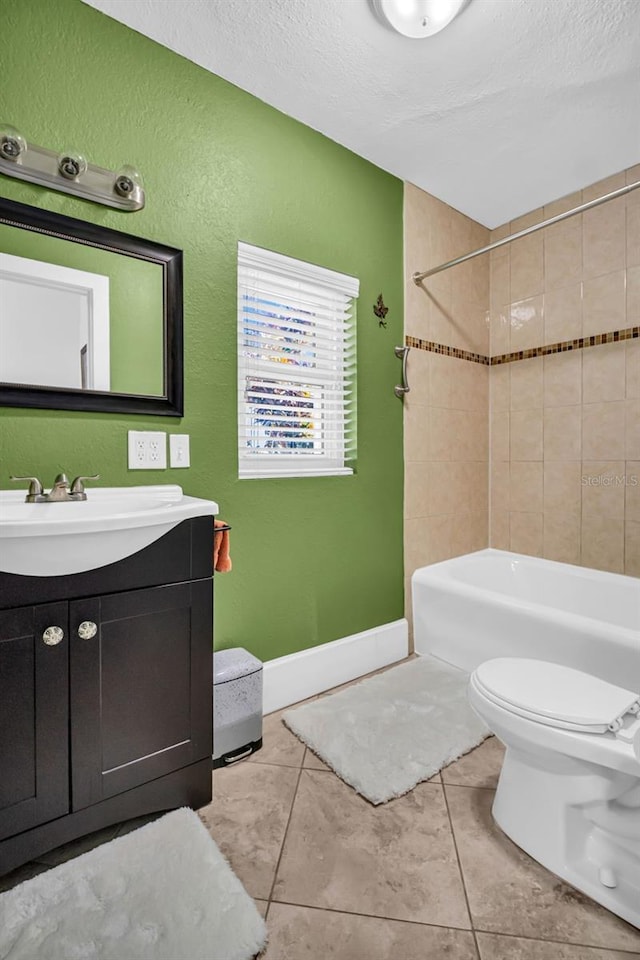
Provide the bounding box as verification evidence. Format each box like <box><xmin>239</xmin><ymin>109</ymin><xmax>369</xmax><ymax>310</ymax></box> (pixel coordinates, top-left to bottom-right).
<box><xmin>0</xmin><ymin>485</ymin><xmax>219</xmax><ymax>577</ymax></box>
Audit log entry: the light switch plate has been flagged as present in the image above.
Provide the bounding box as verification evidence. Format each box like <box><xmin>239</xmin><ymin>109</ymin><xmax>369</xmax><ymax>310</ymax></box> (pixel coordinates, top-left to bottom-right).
<box><xmin>128</xmin><ymin>430</ymin><xmax>167</xmax><ymax>469</ymax></box>
<box><xmin>169</xmin><ymin>434</ymin><xmax>190</xmax><ymax>468</ymax></box>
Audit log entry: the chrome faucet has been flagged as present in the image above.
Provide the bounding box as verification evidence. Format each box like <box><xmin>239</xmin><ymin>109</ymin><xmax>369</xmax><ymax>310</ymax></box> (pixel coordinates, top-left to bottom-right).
<box><xmin>10</xmin><ymin>473</ymin><xmax>100</xmax><ymax>503</ymax></box>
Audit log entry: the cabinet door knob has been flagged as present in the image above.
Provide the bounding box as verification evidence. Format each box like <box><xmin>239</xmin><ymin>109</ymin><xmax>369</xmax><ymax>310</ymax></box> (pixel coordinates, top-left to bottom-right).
<box><xmin>43</xmin><ymin>626</ymin><xmax>64</xmax><ymax>646</ymax></box>
<box><xmin>77</xmin><ymin>621</ymin><xmax>98</xmax><ymax>640</ymax></box>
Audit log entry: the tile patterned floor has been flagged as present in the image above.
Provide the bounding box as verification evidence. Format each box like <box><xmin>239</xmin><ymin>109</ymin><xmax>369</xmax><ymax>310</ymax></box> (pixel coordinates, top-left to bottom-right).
<box><xmin>199</xmin><ymin>706</ymin><xmax>640</xmax><ymax>959</ymax></box>
<box><xmin>2</xmin><ymin>673</ymin><xmax>640</xmax><ymax>960</ymax></box>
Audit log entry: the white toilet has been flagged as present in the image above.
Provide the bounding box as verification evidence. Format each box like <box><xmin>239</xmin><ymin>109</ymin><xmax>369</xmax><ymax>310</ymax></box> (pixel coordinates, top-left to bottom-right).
<box><xmin>468</xmin><ymin>657</ymin><xmax>640</xmax><ymax>929</ymax></box>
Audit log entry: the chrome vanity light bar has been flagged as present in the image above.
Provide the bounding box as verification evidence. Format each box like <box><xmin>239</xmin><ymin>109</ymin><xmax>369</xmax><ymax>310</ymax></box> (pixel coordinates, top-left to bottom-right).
<box><xmin>0</xmin><ymin>123</ymin><xmax>145</xmax><ymax>212</ymax></box>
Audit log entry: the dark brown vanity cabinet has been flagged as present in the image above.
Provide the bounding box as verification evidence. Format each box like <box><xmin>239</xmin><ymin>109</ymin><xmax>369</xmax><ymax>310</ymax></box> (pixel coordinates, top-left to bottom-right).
<box><xmin>0</xmin><ymin>518</ymin><xmax>214</xmax><ymax>876</ymax></box>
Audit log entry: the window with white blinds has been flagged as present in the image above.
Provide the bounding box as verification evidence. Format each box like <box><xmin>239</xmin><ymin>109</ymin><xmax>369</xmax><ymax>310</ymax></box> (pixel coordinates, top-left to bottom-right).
<box><xmin>237</xmin><ymin>242</ymin><xmax>358</xmax><ymax>479</ymax></box>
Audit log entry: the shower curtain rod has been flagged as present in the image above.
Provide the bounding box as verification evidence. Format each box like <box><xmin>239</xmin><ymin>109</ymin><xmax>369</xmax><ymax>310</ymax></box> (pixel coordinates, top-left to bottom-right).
<box><xmin>412</xmin><ymin>178</ymin><xmax>640</xmax><ymax>284</ymax></box>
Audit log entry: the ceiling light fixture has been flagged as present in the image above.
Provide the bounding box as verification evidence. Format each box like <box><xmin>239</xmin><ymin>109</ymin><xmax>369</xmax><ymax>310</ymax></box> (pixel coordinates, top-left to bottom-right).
<box><xmin>371</xmin><ymin>0</ymin><xmax>471</xmax><ymax>38</ymax></box>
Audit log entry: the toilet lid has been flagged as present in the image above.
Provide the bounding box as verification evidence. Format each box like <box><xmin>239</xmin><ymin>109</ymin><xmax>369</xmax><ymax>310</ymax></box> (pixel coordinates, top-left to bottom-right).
<box><xmin>473</xmin><ymin>658</ymin><xmax>640</xmax><ymax>732</ymax></box>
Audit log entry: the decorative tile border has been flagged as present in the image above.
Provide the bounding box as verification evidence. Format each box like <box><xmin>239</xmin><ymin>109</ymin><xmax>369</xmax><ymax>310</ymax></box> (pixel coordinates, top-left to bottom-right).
<box><xmin>405</xmin><ymin>336</ymin><xmax>489</xmax><ymax>365</ymax></box>
<box><xmin>490</xmin><ymin>326</ymin><xmax>639</xmax><ymax>364</ymax></box>
<box><xmin>405</xmin><ymin>326</ymin><xmax>639</xmax><ymax>366</ymax></box>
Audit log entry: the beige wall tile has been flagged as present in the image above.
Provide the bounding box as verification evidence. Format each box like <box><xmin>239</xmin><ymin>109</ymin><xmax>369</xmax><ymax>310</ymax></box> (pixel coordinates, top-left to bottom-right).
<box><xmin>581</xmin><ymin>461</ymin><xmax>626</xmax><ymax>519</ymax></box>
<box><xmin>582</xmin><ymin>401</ymin><xmax>626</xmax><ymax>460</ymax></box>
<box><xmin>582</xmin><ymin>199</ymin><xmax>626</xmax><ymax>280</ymax></box>
<box><xmin>429</xmin><ymin>461</ymin><xmax>456</xmax><ymax>515</ymax></box>
<box><xmin>405</xmin><ymin>172</ymin><xmax>640</xmax><ymax>581</ymax></box>
<box><xmin>544</xmin><ymin>405</ymin><xmax>582</xmax><ymax>460</ymax></box>
<box><xmin>451</xmin><ymin>512</ymin><xmax>488</xmax><ymax>557</ymax></box>
<box><xmin>510</xmin><ymin>357</ymin><xmax>543</xmax><ymax>410</ymax></box>
<box><xmin>510</xmin><ymin>512</ymin><xmax>543</xmax><ymax>556</ymax></box>
<box><xmin>404</xmin><ymin>461</ymin><xmax>431</xmax><ymax>519</ymax></box>
<box><xmin>626</xmin><ymin>399</ymin><xmax>640</xmax><ymax>459</ymax></box>
<box><xmin>490</xmin><ymin>364</ymin><xmax>510</xmax><ymax>412</ymax></box>
<box><xmin>510</xmin><ymin>208</ymin><xmax>544</xmax><ymax>232</ymax></box>
<box><xmin>490</xmin><ymin>253</ymin><xmax>509</xmax><ymax>313</ymax></box>
<box><xmin>626</xmin><ymin>462</ymin><xmax>640</xmax><ymax>522</ymax></box>
<box><xmin>543</xmin><ymin>461</ymin><xmax>582</xmax><ymax>516</ymax></box>
<box><xmin>405</xmin><ymin>284</ymin><xmax>430</xmax><ymax>340</ymax></box>
<box><xmin>543</xmin><ymin>513</ymin><xmax>581</xmax><ymax>565</ymax></box>
<box><xmin>405</xmin><ymin>184</ymin><xmax>491</xmax><ymax>577</ymax></box>
<box><xmin>582</xmin><ymin>271</ymin><xmax>626</xmax><ymax>336</ymax></box>
<box><xmin>510</xmin><ymin>234</ymin><xmax>544</xmax><ymax>302</ymax></box>
<box><xmin>490</xmin><ymin>307</ymin><xmax>510</xmax><ymax>356</ymax></box>
<box><xmin>510</xmin><ymin>461</ymin><xmax>543</xmax><ymax>513</ymax></box>
<box><xmin>491</xmin><ymin>461</ymin><xmax>510</xmax><ymax>512</ymax></box>
<box><xmin>490</xmin><ymin>510</ymin><xmax>510</xmax><ymax>550</ymax></box>
<box><xmin>581</xmin><ymin>514</ymin><xmax>624</xmax><ymax>573</ymax></box>
<box><xmin>543</xmin><ymin>283</ymin><xmax>582</xmax><ymax>344</ymax></box>
<box><xmin>429</xmin><ymin>406</ymin><xmax>453</xmax><ymax>461</ymax></box>
<box><xmin>466</xmin><ymin>461</ymin><xmax>489</xmax><ymax>515</ymax></box>
<box><xmin>510</xmin><ymin>409</ymin><xmax>543</xmax><ymax>461</ymax></box>
<box><xmin>449</xmin><ymin>296</ymin><xmax>488</xmax><ymax>355</ymax></box>
<box><xmin>404</xmin><ymin>518</ymin><xmax>428</xmax><ymax>575</ymax></box>
<box><xmin>453</xmin><ymin>408</ymin><xmax>488</xmax><ymax>462</ymax></box>
<box><xmin>509</xmin><ymin>296</ymin><xmax>544</xmax><ymax>352</ymax></box>
<box><xmin>543</xmin><ymin>352</ymin><xmax>582</xmax><ymax>407</ymax></box>
<box><xmin>424</xmin><ymin>515</ymin><xmax>453</xmax><ymax>564</ymax></box>
<box><xmin>627</xmin><ymin>265</ymin><xmax>640</xmax><ymax>323</ymax></box>
<box><xmin>626</xmin><ymin>519</ymin><xmax>640</xmax><ymax>576</ymax></box>
<box><xmin>627</xmin><ymin>202</ymin><xmax>640</xmax><ymax>268</ymax></box>
<box><xmin>404</xmin><ymin>402</ymin><xmax>430</xmax><ymax>462</ymax></box>
<box><xmin>491</xmin><ymin>223</ymin><xmax>510</xmax><ymax>243</ymax></box>
<box><xmin>543</xmin><ymin>218</ymin><xmax>582</xmax><ymax>290</ymax></box>
<box><xmin>491</xmin><ymin>409</ymin><xmax>510</xmax><ymax>461</ymax></box>
<box><xmin>450</xmin><ymin>360</ymin><xmax>489</xmax><ymax>413</ymax></box>
<box><xmin>429</xmin><ymin>284</ymin><xmax>454</xmax><ymax>346</ymax></box>
<box><xmin>428</xmin><ymin>353</ymin><xmax>452</xmax><ymax>408</ymax></box>
<box><xmin>543</xmin><ymin>190</ymin><xmax>582</xmax><ymax>219</ymax></box>
<box><xmin>627</xmin><ymin>340</ymin><xmax>640</xmax><ymax>398</ymax></box>
<box><xmin>582</xmin><ymin>342</ymin><xmax>626</xmax><ymax>403</ymax></box>
<box><xmin>582</xmin><ymin>171</ymin><xmax>626</xmax><ymax>203</ymax></box>
<box><xmin>626</xmin><ymin>165</ymin><xmax>640</xmax><ymax>188</ymax></box>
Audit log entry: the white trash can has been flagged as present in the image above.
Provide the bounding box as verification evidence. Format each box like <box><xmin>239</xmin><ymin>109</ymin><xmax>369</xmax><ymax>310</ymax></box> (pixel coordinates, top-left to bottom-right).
<box><xmin>213</xmin><ymin>648</ymin><xmax>263</xmax><ymax>768</ymax></box>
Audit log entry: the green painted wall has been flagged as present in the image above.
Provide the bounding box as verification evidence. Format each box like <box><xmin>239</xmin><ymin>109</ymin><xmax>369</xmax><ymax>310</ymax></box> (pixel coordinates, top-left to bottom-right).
<box><xmin>0</xmin><ymin>0</ymin><xmax>404</xmax><ymax>662</ymax></box>
<box><xmin>0</xmin><ymin>223</ymin><xmax>164</xmax><ymax>395</ymax></box>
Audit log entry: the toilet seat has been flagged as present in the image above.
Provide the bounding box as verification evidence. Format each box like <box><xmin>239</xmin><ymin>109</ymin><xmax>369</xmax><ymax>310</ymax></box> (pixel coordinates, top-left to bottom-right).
<box><xmin>473</xmin><ymin>658</ymin><xmax>640</xmax><ymax>735</ymax></box>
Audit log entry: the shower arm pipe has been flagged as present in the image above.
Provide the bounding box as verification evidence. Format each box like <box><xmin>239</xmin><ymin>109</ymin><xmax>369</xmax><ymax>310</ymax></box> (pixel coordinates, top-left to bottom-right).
<box><xmin>412</xmin><ymin>178</ymin><xmax>640</xmax><ymax>284</ymax></box>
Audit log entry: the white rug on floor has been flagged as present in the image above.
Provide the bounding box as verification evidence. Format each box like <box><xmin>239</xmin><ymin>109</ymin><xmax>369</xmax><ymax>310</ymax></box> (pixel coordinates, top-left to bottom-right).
<box><xmin>283</xmin><ymin>655</ymin><xmax>490</xmax><ymax>804</ymax></box>
<box><xmin>0</xmin><ymin>808</ymin><xmax>267</xmax><ymax>960</ymax></box>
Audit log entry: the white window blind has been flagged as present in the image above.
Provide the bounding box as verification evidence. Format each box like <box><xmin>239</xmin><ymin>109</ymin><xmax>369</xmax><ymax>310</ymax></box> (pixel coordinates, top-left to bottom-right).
<box><xmin>237</xmin><ymin>242</ymin><xmax>359</xmax><ymax>479</ymax></box>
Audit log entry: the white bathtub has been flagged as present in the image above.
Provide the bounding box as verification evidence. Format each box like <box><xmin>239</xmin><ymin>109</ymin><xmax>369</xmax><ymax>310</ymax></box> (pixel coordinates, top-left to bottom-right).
<box><xmin>412</xmin><ymin>549</ymin><xmax>640</xmax><ymax>688</ymax></box>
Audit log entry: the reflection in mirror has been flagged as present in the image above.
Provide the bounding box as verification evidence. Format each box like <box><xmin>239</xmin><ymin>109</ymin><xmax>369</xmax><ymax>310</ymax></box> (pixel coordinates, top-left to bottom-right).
<box><xmin>0</xmin><ymin>222</ymin><xmax>164</xmax><ymax>397</ymax></box>
<box><xmin>0</xmin><ymin>198</ymin><xmax>183</xmax><ymax>416</ymax></box>
<box><xmin>0</xmin><ymin>252</ymin><xmax>110</xmax><ymax>391</ymax></box>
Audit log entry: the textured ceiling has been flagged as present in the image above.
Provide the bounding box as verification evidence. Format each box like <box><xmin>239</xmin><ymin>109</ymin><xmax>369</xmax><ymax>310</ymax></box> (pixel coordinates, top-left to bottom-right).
<box><xmin>83</xmin><ymin>0</ymin><xmax>640</xmax><ymax>227</ymax></box>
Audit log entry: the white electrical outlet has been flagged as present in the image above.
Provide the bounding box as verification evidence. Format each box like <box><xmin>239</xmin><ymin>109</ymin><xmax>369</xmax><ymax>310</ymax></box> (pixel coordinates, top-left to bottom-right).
<box><xmin>169</xmin><ymin>434</ymin><xmax>190</xmax><ymax>468</ymax></box>
<box><xmin>128</xmin><ymin>430</ymin><xmax>167</xmax><ymax>469</ymax></box>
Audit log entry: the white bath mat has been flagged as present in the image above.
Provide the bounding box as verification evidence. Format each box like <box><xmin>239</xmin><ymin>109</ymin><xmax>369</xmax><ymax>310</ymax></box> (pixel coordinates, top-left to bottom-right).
<box><xmin>283</xmin><ymin>655</ymin><xmax>490</xmax><ymax>804</ymax></box>
<box><xmin>0</xmin><ymin>808</ymin><xmax>267</xmax><ymax>960</ymax></box>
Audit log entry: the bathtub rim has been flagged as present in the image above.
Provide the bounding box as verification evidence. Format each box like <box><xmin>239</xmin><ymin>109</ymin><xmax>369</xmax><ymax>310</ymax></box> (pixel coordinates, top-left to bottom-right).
<box><xmin>411</xmin><ymin>548</ymin><xmax>640</xmax><ymax>645</ymax></box>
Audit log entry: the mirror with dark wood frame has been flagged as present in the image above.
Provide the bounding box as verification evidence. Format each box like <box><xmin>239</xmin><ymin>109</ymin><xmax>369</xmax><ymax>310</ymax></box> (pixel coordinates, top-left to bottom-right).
<box><xmin>0</xmin><ymin>198</ymin><xmax>183</xmax><ymax>416</ymax></box>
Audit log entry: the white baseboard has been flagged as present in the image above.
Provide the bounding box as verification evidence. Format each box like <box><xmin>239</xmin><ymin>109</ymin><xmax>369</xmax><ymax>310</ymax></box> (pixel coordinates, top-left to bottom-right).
<box><xmin>262</xmin><ymin>619</ymin><xmax>409</xmax><ymax>715</ymax></box>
